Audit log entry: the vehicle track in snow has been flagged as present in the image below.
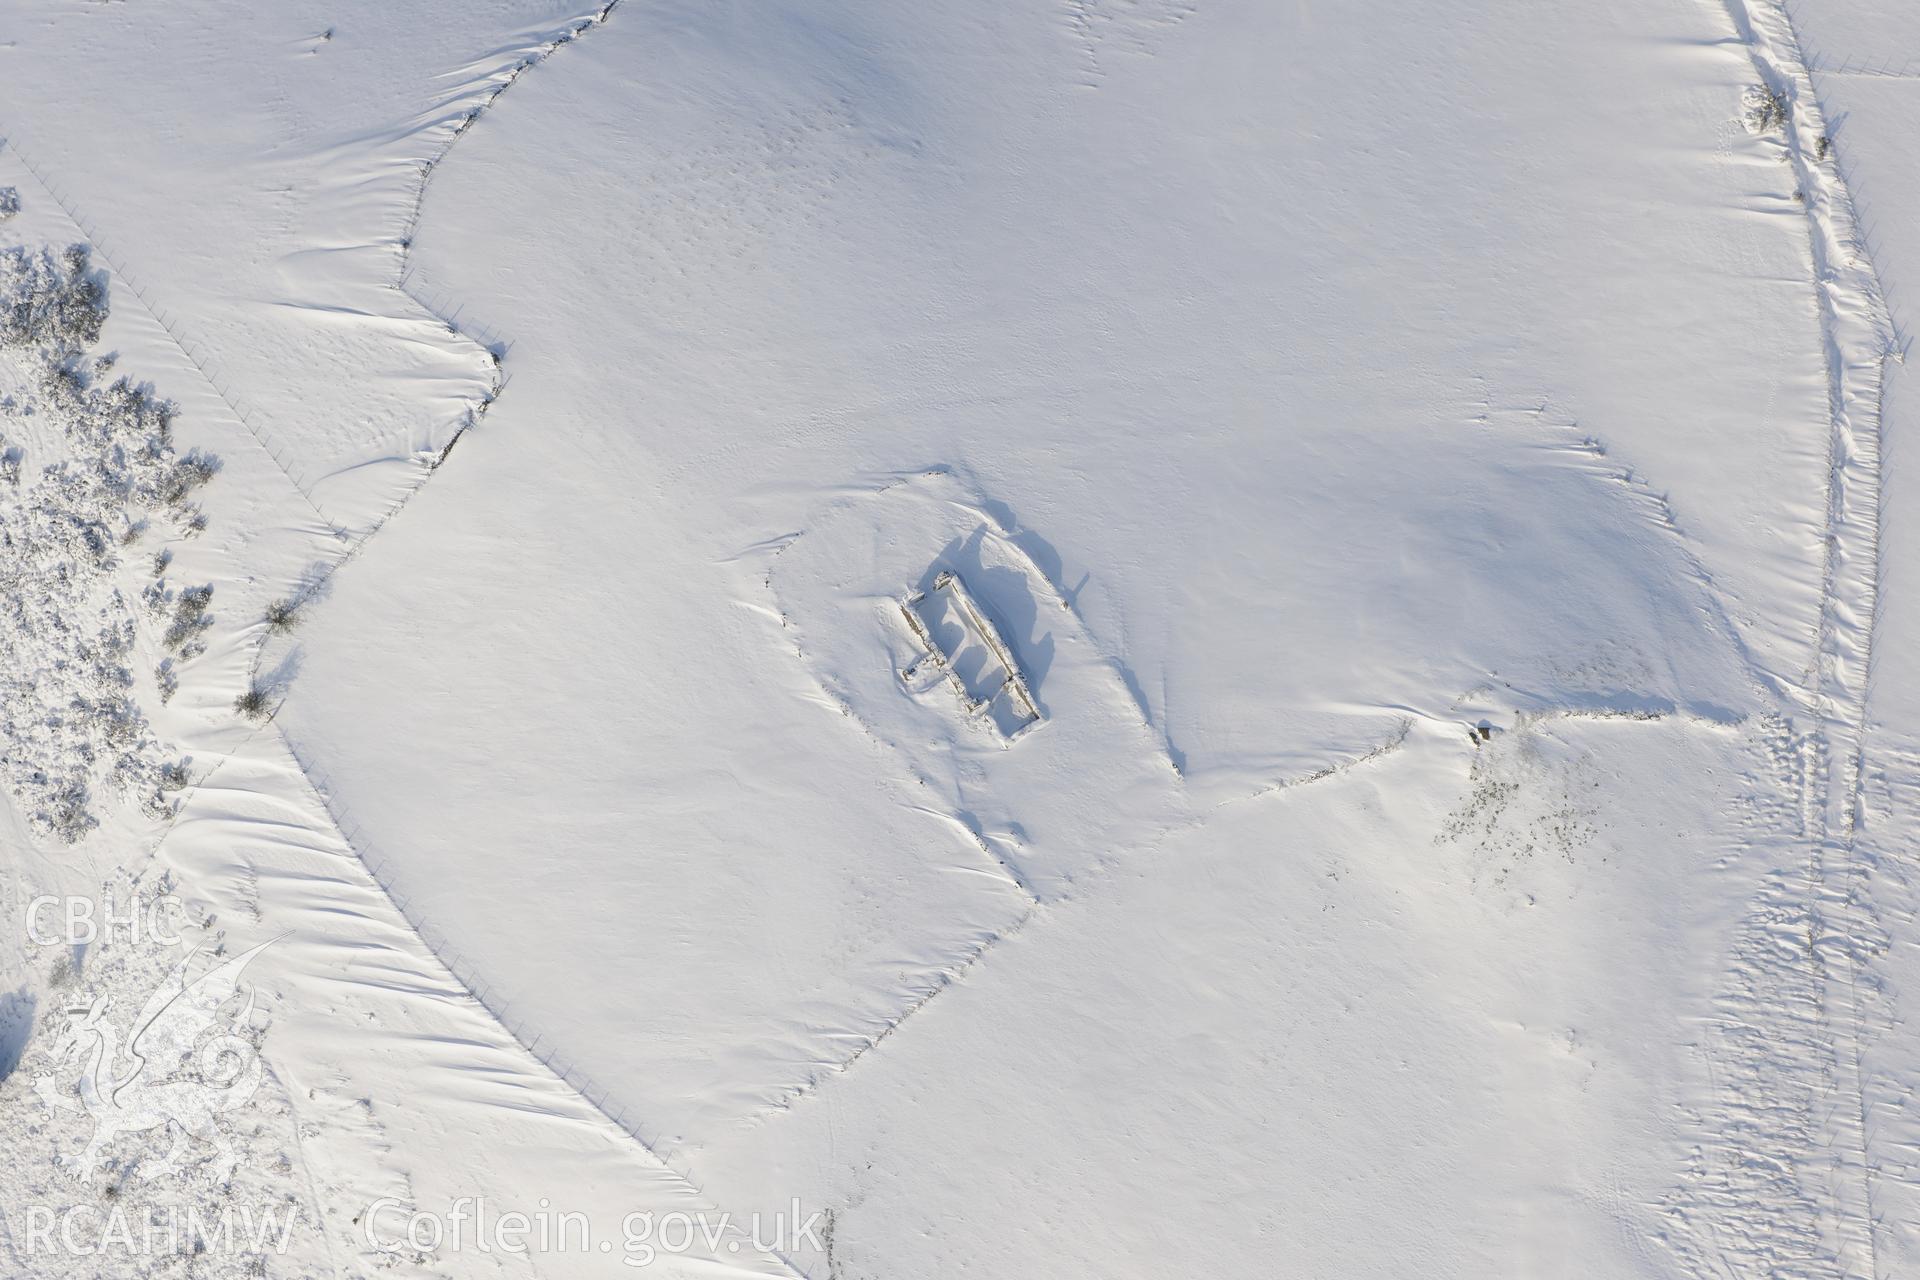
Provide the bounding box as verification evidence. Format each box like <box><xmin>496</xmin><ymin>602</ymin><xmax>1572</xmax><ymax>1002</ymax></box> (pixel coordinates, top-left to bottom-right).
<box><xmin>1668</xmin><ymin>2</ymin><xmax>1899</xmax><ymax>1275</ymax></box>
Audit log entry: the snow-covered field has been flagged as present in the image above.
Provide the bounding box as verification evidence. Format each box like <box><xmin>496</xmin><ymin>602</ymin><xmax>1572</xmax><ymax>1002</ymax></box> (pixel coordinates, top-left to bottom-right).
<box><xmin>0</xmin><ymin>0</ymin><xmax>1916</xmax><ymax>1275</ymax></box>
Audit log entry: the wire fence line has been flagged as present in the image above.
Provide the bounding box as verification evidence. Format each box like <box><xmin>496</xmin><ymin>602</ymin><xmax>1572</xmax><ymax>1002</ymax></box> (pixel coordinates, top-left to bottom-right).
<box><xmin>278</xmin><ymin>734</ymin><xmax>690</xmax><ymax>1175</ymax></box>
<box><xmin>0</xmin><ymin>131</ymin><xmax>512</xmax><ymax>670</ymax></box>
<box><xmin>278</xmin><ymin>729</ymin><xmax>811</xmax><ymax>1276</ymax></box>
<box><xmin>1805</xmin><ymin>51</ymin><xmax>1920</xmax><ymax>79</ymax></box>
<box><xmin>0</xmin><ymin>132</ymin><xmax>346</xmax><ymax>536</ymax></box>
<box><xmin>1</xmin><ymin>0</ymin><xmax>593</xmax><ymax>635</ymax></box>
<box><xmin>2</xmin><ymin>100</ymin><xmax>517</xmax><ymax>547</ymax></box>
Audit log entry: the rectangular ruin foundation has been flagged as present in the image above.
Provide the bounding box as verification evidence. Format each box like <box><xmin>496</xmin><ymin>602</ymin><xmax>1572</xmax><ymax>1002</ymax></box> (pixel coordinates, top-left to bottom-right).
<box><xmin>899</xmin><ymin>571</ymin><xmax>1043</xmax><ymax>741</ymax></box>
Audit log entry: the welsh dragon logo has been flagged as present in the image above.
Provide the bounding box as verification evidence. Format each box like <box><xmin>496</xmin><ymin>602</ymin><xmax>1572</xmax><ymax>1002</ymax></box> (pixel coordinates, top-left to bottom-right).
<box><xmin>32</xmin><ymin>939</ymin><xmax>275</xmax><ymax>1184</ymax></box>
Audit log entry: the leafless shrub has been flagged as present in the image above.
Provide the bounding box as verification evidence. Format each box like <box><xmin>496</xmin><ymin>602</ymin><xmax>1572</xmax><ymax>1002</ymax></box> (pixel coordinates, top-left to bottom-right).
<box><xmin>1744</xmin><ymin>85</ymin><xmax>1788</xmax><ymax>134</ymax></box>
<box><xmin>158</xmin><ymin>448</ymin><xmax>220</xmax><ymax>508</ymax></box>
<box><xmin>163</xmin><ymin>584</ymin><xmax>214</xmax><ymax>657</ymax></box>
<box><xmin>0</xmin><ymin>245</ymin><xmax>107</xmax><ymax>352</ymax></box>
<box><xmin>263</xmin><ymin>597</ymin><xmax>302</xmax><ymax>633</ymax></box>
<box><xmin>47</xmin><ymin>782</ymin><xmax>98</xmax><ymax>844</ymax></box>
<box><xmin>0</xmin><ymin>234</ymin><xmax>221</xmax><ymax>843</ymax></box>
<box><xmin>234</xmin><ymin>683</ymin><xmax>274</xmax><ymax>722</ymax></box>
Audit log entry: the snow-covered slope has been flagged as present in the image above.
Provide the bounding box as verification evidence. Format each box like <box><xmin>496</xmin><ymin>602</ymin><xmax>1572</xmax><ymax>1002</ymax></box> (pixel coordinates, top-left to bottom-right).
<box><xmin>1</xmin><ymin>0</ymin><xmax>1916</xmax><ymax>1275</ymax></box>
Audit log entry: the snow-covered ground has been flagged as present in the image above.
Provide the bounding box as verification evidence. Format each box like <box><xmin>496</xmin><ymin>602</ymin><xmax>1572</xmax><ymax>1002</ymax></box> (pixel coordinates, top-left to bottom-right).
<box><xmin>0</xmin><ymin>0</ymin><xmax>1916</xmax><ymax>1275</ymax></box>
